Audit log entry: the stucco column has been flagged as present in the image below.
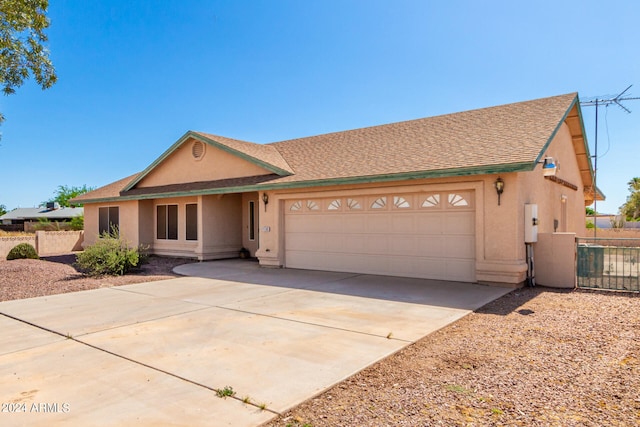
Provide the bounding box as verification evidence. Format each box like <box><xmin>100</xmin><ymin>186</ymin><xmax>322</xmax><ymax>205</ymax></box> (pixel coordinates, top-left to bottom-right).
<box><xmin>256</xmin><ymin>191</ymin><xmax>282</xmax><ymax>267</ymax></box>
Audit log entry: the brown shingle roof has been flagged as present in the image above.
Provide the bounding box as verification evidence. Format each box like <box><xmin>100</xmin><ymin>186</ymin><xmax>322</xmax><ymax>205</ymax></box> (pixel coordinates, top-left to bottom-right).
<box><xmin>269</xmin><ymin>93</ymin><xmax>577</xmax><ymax>183</ymax></box>
<box><xmin>74</xmin><ymin>93</ymin><xmax>583</xmax><ymax>202</ymax></box>
<box><xmin>72</xmin><ymin>173</ymin><xmax>140</xmax><ymax>202</ymax></box>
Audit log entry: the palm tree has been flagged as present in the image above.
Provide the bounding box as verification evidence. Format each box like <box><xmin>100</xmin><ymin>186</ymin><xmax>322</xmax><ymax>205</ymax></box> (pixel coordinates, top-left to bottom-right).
<box><xmin>620</xmin><ymin>177</ymin><xmax>640</xmax><ymax>220</ymax></box>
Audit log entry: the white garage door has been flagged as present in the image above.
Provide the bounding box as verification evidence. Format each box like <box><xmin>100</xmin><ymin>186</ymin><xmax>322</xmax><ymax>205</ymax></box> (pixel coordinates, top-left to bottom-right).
<box><xmin>284</xmin><ymin>191</ymin><xmax>476</xmax><ymax>282</ymax></box>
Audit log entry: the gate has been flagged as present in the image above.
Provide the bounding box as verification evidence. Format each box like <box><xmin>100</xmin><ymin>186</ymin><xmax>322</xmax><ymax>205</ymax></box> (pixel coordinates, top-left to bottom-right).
<box><xmin>576</xmin><ymin>237</ymin><xmax>640</xmax><ymax>292</ymax></box>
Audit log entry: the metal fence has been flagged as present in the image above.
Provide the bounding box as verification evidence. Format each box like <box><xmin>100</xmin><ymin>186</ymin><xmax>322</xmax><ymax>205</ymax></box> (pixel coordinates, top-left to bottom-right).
<box><xmin>576</xmin><ymin>238</ymin><xmax>640</xmax><ymax>292</ymax></box>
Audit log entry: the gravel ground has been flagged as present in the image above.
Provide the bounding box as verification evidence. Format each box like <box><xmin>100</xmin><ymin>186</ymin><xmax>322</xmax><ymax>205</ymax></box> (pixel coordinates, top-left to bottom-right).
<box><xmin>0</xmin><ymin>254</ymin><xmax>190</xmax><ymax>302</ymax></box>
<box><xmin>1</xmin><ymin>257</ymin><xmax>638</xmax><ymax>426</ymax></box>
<box><xmin>266</xmin><ymin>288</ymin><xmax>640</xmax><ymax>427</ymax></box>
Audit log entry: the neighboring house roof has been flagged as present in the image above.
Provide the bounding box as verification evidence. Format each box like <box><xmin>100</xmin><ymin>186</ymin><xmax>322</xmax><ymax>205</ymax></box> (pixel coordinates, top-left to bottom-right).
<box><xmin>0</xmin><ymin>206</ymin><xmax>84</xmax><ymax>221</ymax></box>
<box><xmin>73</xmin><ymin>93</ymin><xmax>599</xmax><ymax>204</ymax></box>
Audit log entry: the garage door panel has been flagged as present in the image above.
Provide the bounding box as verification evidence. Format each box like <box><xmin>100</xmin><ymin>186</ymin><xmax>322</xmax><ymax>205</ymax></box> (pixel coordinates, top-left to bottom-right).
<box><xmin>285</xmin><ymin>216</ymin><xmax>310</xmax><ymax>233</ymax></box>
<box><xmin>321</xmin><ymin>216</ymin><xmax>344</xmax><ymax>233</ymax></box>
<box><xmin>416</xmin><ymin>236</ymin><xmax>444</xmax><ymax>257</ymax></box>
<box><xmin>343</xmin><ymin>235</ymin><xmax>367</xmax><ymax>253</ymax></box>
<box><xmin>286</xmin><ymin>233</ymin><xmax>326</xmax><ymax>251</ymax></box>
<box><xmin>365</xmin><ymin>215</ymin><xmax>390</xmax><ymax>233</ymax></box>
<box><xmin>390</xmin><ymin>235</ymin><xmax>418</xmax><ymax>255</ymax></box>
<box><xmin>445</xmin><ymin>260</ymin><xmax>476</xmax><ymax>282</ymax></box>
<box><xmin>325</xmin><ymin>234</ymin><xmax>344</xmax><ymax>251</ymax></box>
<box><xmin>414</xmin><ymin>258</ymin><xmax>447</xmax><ymax>280</ymax></box>
<box><xmin>416</xmin><ymin>215</ymin><xmax>444</xmax><ymax>234</ymax></box>
<box><xmin>444</xmin><ymin>236</ymin><xmax>475</xmax><ymax>258</ymax></box>
<box><xmin>343</xmin><ymin>215</ymin><xmax>366</xmax><ymax>232</ymax></box>
<box><xmin>285</xmin><ymin>191</ymin><xmax>475</xmax><ymax>282</ymax></box>
<box><xmin>391</xmin><ymin>215</ymin><xmax>415</xmax><ymax>233</ymax></box>
<box><xmin>444</xmin><ymin>212</ymin><xmax>475</xmax><ymax>235</ymax></box>
<box><xmin>365</xmin><ymin>235</ymin><xmax>390</xmax><ymax>255</ymax></box>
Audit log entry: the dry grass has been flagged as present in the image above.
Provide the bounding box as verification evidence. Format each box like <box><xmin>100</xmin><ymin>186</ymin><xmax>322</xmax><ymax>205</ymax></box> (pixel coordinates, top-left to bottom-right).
<box><xmin>0</xmin><ymin>230</ymin><xmax>33</xmax><ymax>237</ymax></box>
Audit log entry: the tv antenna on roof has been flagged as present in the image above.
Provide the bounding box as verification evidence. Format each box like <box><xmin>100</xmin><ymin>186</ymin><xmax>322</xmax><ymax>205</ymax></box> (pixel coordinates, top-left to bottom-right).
<box><xmin>580</xmin><ymin>85</ymin><xmax>640</xmax><ymax>237</ymax></box>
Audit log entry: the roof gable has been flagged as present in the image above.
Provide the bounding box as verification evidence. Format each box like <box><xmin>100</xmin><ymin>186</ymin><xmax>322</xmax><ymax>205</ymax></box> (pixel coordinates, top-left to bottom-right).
<box><xmin>123</xmin><ymin>131</ymin><xmax>293</xmax><ymax>192</ymax></box>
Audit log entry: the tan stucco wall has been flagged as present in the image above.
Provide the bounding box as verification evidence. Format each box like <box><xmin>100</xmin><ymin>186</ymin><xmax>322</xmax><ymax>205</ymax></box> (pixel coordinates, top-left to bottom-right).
<box><xmin>83</xmin><ymin>200</ymin><xmax>141</xmax><ymax>247</ymax></box>
<box><xmin>513</xmin><ymin>123</ymin><xmax>587</xmax><ymax>285</ymax></box>
<box><xmin>517</xmin><ymin>123</ymin><xmax>587</xmax><ymax>239</ymax></box>
<box><xmin>536</xmin><ymin>232</ymin><xmax>576</xmax><ymax>288</ymax></box>
<box><xmin>136</xmin><ymin>140</ymin><xmax>272</xmax><ymax>188</ymax></box>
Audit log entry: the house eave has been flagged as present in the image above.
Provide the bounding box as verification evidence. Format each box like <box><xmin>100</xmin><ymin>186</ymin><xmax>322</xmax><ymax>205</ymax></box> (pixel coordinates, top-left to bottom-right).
<box><xmin>79</xmin><ymin>162</ymin><xmax>534</xmax><ymax>204</ymax></box>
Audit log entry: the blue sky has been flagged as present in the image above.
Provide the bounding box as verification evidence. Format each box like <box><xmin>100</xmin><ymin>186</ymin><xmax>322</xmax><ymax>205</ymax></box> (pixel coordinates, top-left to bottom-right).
<box><xmin>1</xmin><ymin>0</ymin><xmax>638</xmax><ymax>214</ymax></box>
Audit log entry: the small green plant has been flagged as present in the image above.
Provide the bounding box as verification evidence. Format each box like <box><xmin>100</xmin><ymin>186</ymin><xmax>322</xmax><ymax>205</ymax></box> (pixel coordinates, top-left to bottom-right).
<box><xmin>491</xmin><ymin>408</ymin><xmax>504</xmax><ymax>415</ymax></box>
<box><xmin>69</xmin><ymin>215</ymin><xmax>84</xmax><ymax>230</ymax></box>
<box><xmin>75</xmin><ymin>228</ymin><xmax>147</xmax><ymax>276</ymax></box>
<box><xmin>215</xmin><ymin>386</ymin><xmax>236</xmax><ymax>398</ymax></box>
<box><xmin>242</xmin><ymin>396</ymin><xmax>251</xmax><ymax>404</ymax></box>
<box><xmin>6</xmin><ymin>243</ymin><xmax>39</xmax><ymax>260</ymax></box>
<box><xmin>258</xmin><ymin>402</ymin><xmax>267</xmax><ymax>410</ymax></box>
<box><xmin>386</xmin><ymin>332</ymin><xmax>393</xmax><ymax>339</ymax></box>
<box><xmin>445</xmin><ymin>384</ymin><xmax>472</xmax><ymax>394</ymax></box>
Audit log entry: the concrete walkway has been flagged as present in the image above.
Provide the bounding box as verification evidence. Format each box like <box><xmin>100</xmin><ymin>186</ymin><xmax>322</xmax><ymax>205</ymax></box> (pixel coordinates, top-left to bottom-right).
<box><xmin>0</xmin><ymin>260</ymin><xmax>511</xmax><ymax>426</ymax></box>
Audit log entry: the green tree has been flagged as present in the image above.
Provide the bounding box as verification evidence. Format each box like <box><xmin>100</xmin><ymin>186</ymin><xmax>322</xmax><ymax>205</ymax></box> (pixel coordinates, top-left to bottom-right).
<box><xmin>620</xmin><ymin>177</ymin><xmax>640</xmax><ymax>221</ymax></box>
<box><xmin>1</xmin><ymin>0</ymin><xmax>57</xmax><ymax>126</ymax></box>
<box><xmin>585</xmin><ymin>206</ymin><xmax>595</xmax><ymax>216</ymax></box>
<box><xmin>0</xmin><ymin>204</ymin><xmax>7</xmax><ymax>216</ymax></box>
<box><xmin>45</xmin><ymin>184</ymin><xmax>95</xmax><ymax>207</ymax></box>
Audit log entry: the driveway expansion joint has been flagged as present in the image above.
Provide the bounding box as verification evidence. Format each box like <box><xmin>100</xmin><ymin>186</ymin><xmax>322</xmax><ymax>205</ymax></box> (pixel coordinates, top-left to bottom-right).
<box><xmin>1</xmin><ymin>309</ymin><xmax>282</xmax><ymax>415</ymax></box>
<box><xmin>214</xmin><ymin>305</ymin><xmax>414</xmax><ymax>342</ymax></box>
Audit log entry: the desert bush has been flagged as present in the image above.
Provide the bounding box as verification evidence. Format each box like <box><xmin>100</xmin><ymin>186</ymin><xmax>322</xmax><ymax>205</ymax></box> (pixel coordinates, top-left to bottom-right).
<box><xmin>75</xmin><ymin>229</ymin><xmax>147</xmax><ymax>276</ymax></box>
<box><xmin>6</xmin><ymin>243</ymin><xmax>39</xmax><ymax>260</ymax></box>
<box><xmin>69</xmin><ymin>215</ymin><xmax>84</xmax><ymax>230</ymax></box>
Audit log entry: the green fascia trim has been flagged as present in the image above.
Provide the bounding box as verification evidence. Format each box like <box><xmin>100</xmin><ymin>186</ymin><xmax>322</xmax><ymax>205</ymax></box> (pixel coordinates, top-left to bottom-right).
<box><xmin>122</xmin><ymin>131</ymin><xmax>292</xmax><ymax>192</ymax></box>
<box><xmin>80</xmin><ymin>162</ymin><xmax>533</xmax><ymax>204</ymax></box>
<box><xmin>534</xmin><ymin>94</ymin><xmax>595</xmax><ymax>180</ymax></box>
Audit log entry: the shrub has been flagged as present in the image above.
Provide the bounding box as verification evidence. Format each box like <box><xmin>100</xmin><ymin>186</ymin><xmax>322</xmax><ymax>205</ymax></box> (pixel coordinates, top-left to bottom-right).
<box><xmin>75</xmin><ymin>230</ymin><xmax>147</xmax><ymax>276</ymax></box>
<box><xmin>6</xmin><ymin>243</ymin><xmax>39</xmax><ymax>260</ymax></box>
<box><xmin>69</xmin><ymin>215</ymin><xmax>84</xmax><ymax>230</ymax></box>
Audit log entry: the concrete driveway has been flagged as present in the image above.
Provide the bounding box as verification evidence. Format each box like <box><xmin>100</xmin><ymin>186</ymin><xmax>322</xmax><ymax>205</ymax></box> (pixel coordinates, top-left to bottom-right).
<box><xmin>0</xmin><ymin>260</ymin><xmax>511</xmax><ymax>426</ymax></box>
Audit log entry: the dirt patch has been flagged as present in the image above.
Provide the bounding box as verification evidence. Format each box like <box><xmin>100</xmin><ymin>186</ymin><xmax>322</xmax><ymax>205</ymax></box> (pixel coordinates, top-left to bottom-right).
<box><xmin>0</xmin><ymin>254</ymin><xmax>191</xmax><ymax>302</ymax></box>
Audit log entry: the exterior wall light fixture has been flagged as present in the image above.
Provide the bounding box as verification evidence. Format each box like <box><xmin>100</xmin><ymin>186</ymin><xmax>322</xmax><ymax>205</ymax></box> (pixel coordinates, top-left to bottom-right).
<box><xmin>541</xmin><ymin>156</ymin><xmax>558</xmax><ymax>176</ymax></box>
<box><xmin>495</xmin><ymin>177</ymin><xmax>505</xmax><ymax>206</ymax></box>
<box><xmin>262</xmin><ymin>193</ymin><xmax>269</xmax><ymax>211</ymax></box>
